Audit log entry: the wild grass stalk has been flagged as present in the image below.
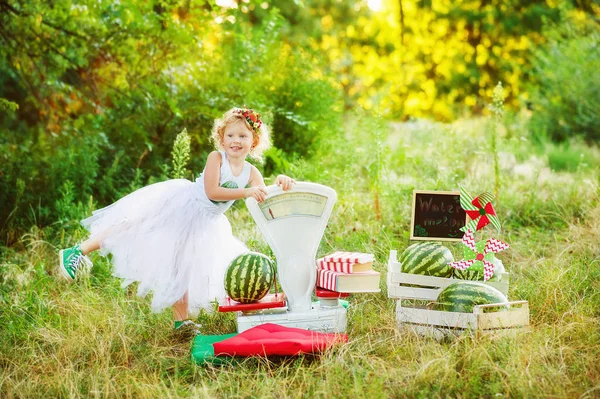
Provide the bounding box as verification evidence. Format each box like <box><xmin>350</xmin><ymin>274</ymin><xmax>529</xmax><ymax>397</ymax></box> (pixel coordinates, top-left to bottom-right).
<box><xmin>489</xmin><ymin>82</ymin><xmax>505</xmax><ymax>200</ymax></box>
<box><xmin>171</xmin><ymin>128</ymin><xmax>192</xmax><ymax>180</ymax></box>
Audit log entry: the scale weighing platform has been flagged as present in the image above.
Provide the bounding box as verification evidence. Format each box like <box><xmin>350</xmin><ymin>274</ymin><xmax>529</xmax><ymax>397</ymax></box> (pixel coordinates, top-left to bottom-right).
<box><xmin>220</xmin><ymin>182</ymin><xmax>347</xmax><ymax>333</ymax></box>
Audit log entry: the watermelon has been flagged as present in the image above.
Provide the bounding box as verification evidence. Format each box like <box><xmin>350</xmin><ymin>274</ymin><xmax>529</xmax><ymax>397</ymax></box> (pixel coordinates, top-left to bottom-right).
<box><xmin>434</xmin><ymin>281</ymin><xmax>509</xmax><ymax>313</ymax></box>
<box><xmin>224</xmin><ymin>252</ymin><xmax>275</xmax><ymax>304</ymax></box>
<box><xmin>399</xmin><ymin>242</ymin><xmax>454</xmax><ymax>278</ymax></box>
<box><xmin>210</xmin><ymin>181</ymin><xmax>238</xmax><ymax>205</ymax></box>
<box><xmin>453</xmin><ymin>258</ymin><xmax>505</xmax><ymax>281</ymax></box>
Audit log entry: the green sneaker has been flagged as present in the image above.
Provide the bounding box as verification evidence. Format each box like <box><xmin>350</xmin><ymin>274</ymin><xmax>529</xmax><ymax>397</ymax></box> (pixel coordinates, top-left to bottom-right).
<box><xmin>59</xmin><ymin>245</ymin><xmax>92</xmax><ymax>281</ymax></box>
<box><xmin>174</xmin><ymin>320</ymin><xmax>202</xmax><ymax>338</ymax></box>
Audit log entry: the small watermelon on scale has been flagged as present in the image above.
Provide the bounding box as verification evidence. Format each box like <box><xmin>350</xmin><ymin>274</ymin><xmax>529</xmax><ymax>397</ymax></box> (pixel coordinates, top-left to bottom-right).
<box><xmin>434</xmin><ymin>281</ymin><xmax>509</xmax><ymax>313</ymax></box>
<box><xmin>399</xmin><ymin>242</ymin><xmax>454</xmax><ymax>278</ymax></box>
<box><xmin>224</xmin><ymin>252</ymin><xmax>275</xmax><ymax>303</ymax></box>
<box><xmin>210</xmin><ymin>181</ymin><xmax>239</xmax><ymax>205</ymax></box>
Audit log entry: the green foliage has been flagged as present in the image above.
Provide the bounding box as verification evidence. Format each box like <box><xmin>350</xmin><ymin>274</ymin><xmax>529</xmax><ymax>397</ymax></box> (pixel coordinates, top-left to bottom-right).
<box><xmin>0</xmin><ymin>97</ymin><xmax>18</xmax><ymax>111</ymax></box>
<box><xmin>54</xmin><ymin>181</ymin><xmax>77</xmax><ymax>224</ymax></box>
<box><xmin>210</xmin><ymin>7</ymin><xmax>343</xmax><ymax>173</ymax></box>
<box><xmin>546</xmin><ymin>140</ymin><xmax>597</xmax><ymax>172</ymax></box>
<box><xmin>272</xmin><ymin>0</ymin><xmax>586</xmax><ymax>119</ymax></box>
<box><xmin>529</xmin><ymin>10</ymin><xmax>600</xmax><ymax>143</ymax></box>
<box><xmin>0</xmin><ymin>1</ymin><xmax>343</xmax><ymax>241</ymax></box>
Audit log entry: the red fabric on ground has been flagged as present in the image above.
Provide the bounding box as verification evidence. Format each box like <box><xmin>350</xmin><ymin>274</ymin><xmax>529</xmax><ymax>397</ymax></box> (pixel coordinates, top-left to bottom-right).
<box><xmin>213</xmin><ymin>323</ymin><xmax>348</xmax><ymax>357</ymax></box>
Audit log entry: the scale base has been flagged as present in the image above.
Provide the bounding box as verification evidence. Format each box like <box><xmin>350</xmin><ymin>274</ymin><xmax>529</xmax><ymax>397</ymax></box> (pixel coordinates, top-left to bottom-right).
<box><xmin>236</xmin><ymin>305</ymin><xmax>347</xmax><ymax>333</ymax></box>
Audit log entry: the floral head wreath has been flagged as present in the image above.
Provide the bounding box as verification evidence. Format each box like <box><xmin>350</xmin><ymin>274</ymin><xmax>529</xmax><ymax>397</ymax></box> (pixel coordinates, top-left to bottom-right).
<box><xmin>235</xmin><ymin>107</ymin><xmax>263</xmax><ymax>133</ymax></box>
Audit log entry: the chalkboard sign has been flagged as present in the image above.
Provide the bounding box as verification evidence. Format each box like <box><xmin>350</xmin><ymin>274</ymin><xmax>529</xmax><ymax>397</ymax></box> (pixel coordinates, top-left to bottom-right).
<box><xmin>410</xmin><ymin>190</ymin><xmax>467</xmax><ymax>242</ymax></box>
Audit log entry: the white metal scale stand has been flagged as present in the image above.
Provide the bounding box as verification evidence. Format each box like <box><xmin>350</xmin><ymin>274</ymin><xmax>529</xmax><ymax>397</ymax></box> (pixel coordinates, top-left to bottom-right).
<box><xmin>237</xmin><ymin>182</ymin><xmax>347</xmax><ymax>333</ymax></box>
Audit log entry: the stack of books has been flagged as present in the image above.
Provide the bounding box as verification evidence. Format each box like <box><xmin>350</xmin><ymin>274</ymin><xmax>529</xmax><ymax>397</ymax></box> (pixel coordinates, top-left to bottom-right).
<box><xmin>316</xmin><ymin>251</ymin><xmax>381</xmax><ymax>293</ymax></box>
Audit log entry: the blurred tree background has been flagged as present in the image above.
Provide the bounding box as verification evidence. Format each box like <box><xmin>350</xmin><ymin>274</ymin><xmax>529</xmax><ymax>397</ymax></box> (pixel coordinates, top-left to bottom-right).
<box><xmin>1</xmin><ymin>0</ymin><xmax>598</xmax><ymax>245</ymax></box>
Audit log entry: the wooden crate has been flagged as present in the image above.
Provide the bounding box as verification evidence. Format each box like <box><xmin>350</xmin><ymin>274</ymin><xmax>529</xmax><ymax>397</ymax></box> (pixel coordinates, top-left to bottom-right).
<box><xmin>396</xmin><ymin>299</ymin><xmax>529</xmax><ymax>339</ymax></box>
<box><xmin>387</xmin><ymin>250</ymin><xmax>510</xmax><ymax>301</ymax></box>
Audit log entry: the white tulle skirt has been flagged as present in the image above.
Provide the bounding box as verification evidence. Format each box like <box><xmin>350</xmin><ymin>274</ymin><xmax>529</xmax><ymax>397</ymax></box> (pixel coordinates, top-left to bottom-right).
<box><xmin>81</xmin><ymin>179</ymin><xmax>248</xmax><ymax>314</ymax></box>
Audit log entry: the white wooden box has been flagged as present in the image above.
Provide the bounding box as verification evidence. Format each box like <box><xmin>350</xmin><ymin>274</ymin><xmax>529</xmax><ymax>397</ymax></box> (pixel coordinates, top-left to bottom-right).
<box><xmin>396</xmin><ymin>299</ymin><xmax>529</xmax><ymax>339</ymax></box>
<box><xmin>387</xmin><ymin>250</ymin><xmax>510</xmax><ymax>300</ymax></box>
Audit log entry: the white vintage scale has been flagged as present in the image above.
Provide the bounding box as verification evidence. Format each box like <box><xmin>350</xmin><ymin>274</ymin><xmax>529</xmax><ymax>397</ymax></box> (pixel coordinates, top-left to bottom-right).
<box><xmin>218</xmin><ymin>182</ymin><xmax>347</xmax><ymax>333</ymax></box>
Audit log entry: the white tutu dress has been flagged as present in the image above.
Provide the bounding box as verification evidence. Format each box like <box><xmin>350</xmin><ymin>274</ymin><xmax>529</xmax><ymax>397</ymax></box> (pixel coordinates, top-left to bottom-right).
<box><xmin>81</xmin><ymin>151</ymin><xmax>250</xmax><ymax>314</ymax></box>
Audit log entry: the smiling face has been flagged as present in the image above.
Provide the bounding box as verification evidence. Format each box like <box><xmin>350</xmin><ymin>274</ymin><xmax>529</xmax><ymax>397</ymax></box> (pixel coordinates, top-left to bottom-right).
<box><xmin>220</xmin><ymin>119</ymin><xmax>255</xmax><ymax>161</ymax></box>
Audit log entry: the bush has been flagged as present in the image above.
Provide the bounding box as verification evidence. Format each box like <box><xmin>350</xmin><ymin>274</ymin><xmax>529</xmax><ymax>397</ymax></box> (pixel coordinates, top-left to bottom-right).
<box><xmin>529</xmin><ymin>11</ymin><xmax>600</xmax><ymax>143</ymax></box>
<box><xmin>0</xmin><ymin>4</ymin><xmax>343</xmax><ymax>242</ymax></box>
<box><xmin>200</xmin><ymin>9</ymin><xmax>343</xmax><ymax>175</ymax></box>
<box><xmin>546</xmin><ymin>140</ymin><xmax>598</xmax><ymax>173</ymax></box>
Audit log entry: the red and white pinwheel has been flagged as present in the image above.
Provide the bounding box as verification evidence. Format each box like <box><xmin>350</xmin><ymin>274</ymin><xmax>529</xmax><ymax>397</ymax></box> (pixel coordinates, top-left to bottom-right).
<box><xmin>459</xmin><ymin>186</ymin><xmax>501</xmax><ymax>233</ymax></box>
<box><xmin>449</xmin><ymin>229</ymin><xmax>509</xmax><ymax>281</ymax></box>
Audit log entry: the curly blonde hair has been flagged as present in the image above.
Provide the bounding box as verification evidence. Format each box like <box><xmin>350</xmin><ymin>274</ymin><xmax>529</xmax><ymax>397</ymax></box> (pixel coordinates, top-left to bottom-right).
<box><xmin>210</xmin><ymin>107</ymin><xmax>271</xmax><ymax>162</ymax></box>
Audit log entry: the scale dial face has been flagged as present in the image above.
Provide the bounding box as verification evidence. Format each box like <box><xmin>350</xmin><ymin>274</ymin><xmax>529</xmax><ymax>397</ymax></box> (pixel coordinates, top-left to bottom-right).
<box><xmin>259</xmin><ymin>192</ymin><xmax>327</xmax><ymax>221</ymax></box>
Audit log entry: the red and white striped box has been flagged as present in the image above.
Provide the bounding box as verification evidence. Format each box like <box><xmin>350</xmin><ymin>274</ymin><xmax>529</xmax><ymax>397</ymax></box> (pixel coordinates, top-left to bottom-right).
<box><xmin>316</xmin><ymin>258</ymin><xmax>373</xmax><ymax>274</ymax></box>
<box><xmin>322</xmin><ymin>251</ymin><xmax>375</xmax><ymax>264</ymax></box>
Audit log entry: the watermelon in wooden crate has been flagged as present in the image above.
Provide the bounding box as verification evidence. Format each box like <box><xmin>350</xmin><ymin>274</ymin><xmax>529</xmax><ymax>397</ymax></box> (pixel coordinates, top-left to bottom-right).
<box><xmin>395</xmin><ymin>298</ymin><xmax>529</xmax><ymax>339</ymax></box>
<box><xmin>399</xmin><ymin>242</ymin><xmax>454</xmax><ymax>278</ymax></box>
<box><xmin>387</xmin><ymin>250</ymin><xmax>510</xmax><ymax>301</ymax></box>
<box><xmin>224</xmin><ymin>252</ymin><xmax>275</xmax><ymax>304</ymax></box>
<box><xmin>433</xmin><ymin>281</ymin><xmax>509</xmax><ymax>313</ymax></box>
<box><xmin>396</xmin><ymin>281</ymin><xmax>526</xmax><ymax>338</ymax></box>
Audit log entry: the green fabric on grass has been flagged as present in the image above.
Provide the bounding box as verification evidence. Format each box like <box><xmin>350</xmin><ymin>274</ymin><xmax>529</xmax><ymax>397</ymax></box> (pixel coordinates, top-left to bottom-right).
<box><xmin>190</xmin><ymin>333</ymin><xmax>238</xmax><ymax>366</ymax></box>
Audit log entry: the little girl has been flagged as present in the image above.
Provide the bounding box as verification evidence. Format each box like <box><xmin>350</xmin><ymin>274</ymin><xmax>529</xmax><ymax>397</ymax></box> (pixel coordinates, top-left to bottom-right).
<box><xmin>58</xmin><ymin>107</ymin><xmax>295</xmax><ymax>333</ymax></box>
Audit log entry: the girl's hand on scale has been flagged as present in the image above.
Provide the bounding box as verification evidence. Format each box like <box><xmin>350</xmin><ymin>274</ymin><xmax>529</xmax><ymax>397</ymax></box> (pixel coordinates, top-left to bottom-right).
<box><xmin>245</xmin><ymin>186</ymin><xmax>268</xmax><ymax>203</ymax></box>
<box><xmin>275</xmin><ymin>175</ymin><xmax>296</xmax><ymax>191</ymax></box>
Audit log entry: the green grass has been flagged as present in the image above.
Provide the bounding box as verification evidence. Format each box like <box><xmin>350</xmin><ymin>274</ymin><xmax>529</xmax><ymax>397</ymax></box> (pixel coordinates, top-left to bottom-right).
<box><xmin>1</xmin><ymin>116</ymin><xmax>599</xmax><ymax>398</ymax></box>
<box><xmin>546</xmin><ymin>140</ymin><xmax>598</xmax><ymax>173</ymax></box>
